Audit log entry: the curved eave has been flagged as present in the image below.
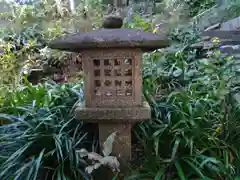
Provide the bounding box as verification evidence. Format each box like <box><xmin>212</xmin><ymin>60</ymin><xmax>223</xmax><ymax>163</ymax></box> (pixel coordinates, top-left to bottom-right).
<box><xmin>48</xmin><ymin>39</ymin><xmax>169</xmax><ymax>52</ymax></box>
<box><xmin>48</xmin><ymin>28</ymin><xmax>169</xmax><ymax>52</ymax></box>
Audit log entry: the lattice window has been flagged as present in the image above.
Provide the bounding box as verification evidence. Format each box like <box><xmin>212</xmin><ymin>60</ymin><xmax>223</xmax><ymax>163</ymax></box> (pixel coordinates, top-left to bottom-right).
<box><xmin>92</xmin><ymin>58</ymin><xmax>133</xmax><ymax>97</ymax></box>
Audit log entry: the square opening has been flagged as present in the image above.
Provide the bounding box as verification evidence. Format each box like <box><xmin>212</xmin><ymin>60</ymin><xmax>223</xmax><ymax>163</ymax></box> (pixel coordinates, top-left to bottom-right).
<box><xmin>104</xmin><ymin>59</ymin><xmax>111</xmax><ymax>66</ymax></box>
<box><xmin>116</xmin><ymin>90</ymin><xmax>124</xmax><ymax>96</ymax></box>
<box><xmin>94</xmin><ymin>88</ymin><xmax>101</xmax><ymax>96</ymax></box>
<box><xmin>95</xmin><ymin>80</ymin><xmax>101</xmax><ymax>87</ymax></box>
<box><xmin>94</xmin><ymin>69</ymin><xmax>101</xmax><ymax>76</ymax></box>
<box><xmin>105</xmin><ymin>91</ymin><xmax>113</xmax><ymax>96</ymax></box>
<box><xmin>125</xmin><ymin>89</ymin><xmax>132</xmax><ymax>96</ymax></box>
<box><xmin>125</xmin><ymin>80</ymin><xmax>132</xmax><ymax>88</ymax></box>
<box><xmin>124</xmin><ymin>69</ymin><xmax>132</xmax><ymax>76</ymax></box>
<box><xmin>124</xmin><ymin>58</ymin><xmax>132</xmax><ymax>65</ymax></box>
<box><xmin>114</xmin><ymin>59</ymin><xmax>120</xmax><ymax>66</ymax></box>
<box><xmin>114</xmin><ymin>69</ymin><xmax>121</xmax><ymax>76</ymax></box>
<box><xmin>104</xmin><ymin>80</ymin><xmax>112</xmax><ymax>86</ymax></box>
<box><xmin>104</xmin><ymin>69</ymin><xmax>112</xmax><ymax>76</ymax></box>
<box><xmin>115</xmin><ymin>80</ymin><xmax>122</xmax><ymax>87</ymax></box>
<box><xmin>93</xmin><ymin>59</ymin><xmax>100</xmax><ymax>67</ymax></box>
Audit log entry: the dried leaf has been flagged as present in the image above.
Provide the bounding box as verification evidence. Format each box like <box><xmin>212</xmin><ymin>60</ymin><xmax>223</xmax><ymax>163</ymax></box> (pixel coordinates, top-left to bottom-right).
<box><xmin>76</xmin><ymin>148</ymin><xmax>88</xmax><ymax>158</ymax></box>
<box><xmin>99</xmin><ymin>156</ymin><xmax>120</xmax><ymax>172</ymax></box>
<box><xmin>102</xmin><ymin>132</ymin><xmax>117</xmax><ymax>157</ymax></box>
<box><xmin>87</xmin><ymin>152</ymin><xmax>103</xmax><ymax>161</ymax></box>
<box><xmin>85</xmin><ymin>163</ymin><xmax>101</xmax><ymax>174</ymax></box>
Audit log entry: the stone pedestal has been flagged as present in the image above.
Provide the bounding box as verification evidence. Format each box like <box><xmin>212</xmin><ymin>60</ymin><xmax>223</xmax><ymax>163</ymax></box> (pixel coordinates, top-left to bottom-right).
<box><xmin>75</xmin><ymin>101</ymin><xmax>151</xmax><ymax>161</ymax></box>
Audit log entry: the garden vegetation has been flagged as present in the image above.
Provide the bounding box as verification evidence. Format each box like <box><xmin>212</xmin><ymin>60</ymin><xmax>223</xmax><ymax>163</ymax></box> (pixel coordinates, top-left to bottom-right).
<box><xmin>0</xmin><ymin>0</ymin><xmax>240</xmax><ymax>179</ymax></box>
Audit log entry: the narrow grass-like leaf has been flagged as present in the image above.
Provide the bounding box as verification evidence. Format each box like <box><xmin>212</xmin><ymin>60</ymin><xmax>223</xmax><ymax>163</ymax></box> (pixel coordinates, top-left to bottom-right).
<box><xmin>175</xmin><ymin>160</ymin><xmax>186</xmax><ymax>180</ymax></box>
<box><xmin>33</xmin><ymin>149</ymin><xmax>45</xmax><ymax>180</ymax></box>
<box><xmin>183</xmin><ymin>158</ymin><xmax>211</xmax><ymax>180</ymax></box>
<box><xmin>171</xmin><ymin>137</ymin><xmax>180</xmax><ymax>161</ymax></box>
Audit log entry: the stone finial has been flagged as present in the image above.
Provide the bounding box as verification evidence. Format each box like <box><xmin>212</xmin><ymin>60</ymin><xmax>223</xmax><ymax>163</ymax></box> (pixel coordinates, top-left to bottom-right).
<box><xmin>102</xmin><ymin>15</ymin><xmax>123</xmax><ymax>29</ymax></box>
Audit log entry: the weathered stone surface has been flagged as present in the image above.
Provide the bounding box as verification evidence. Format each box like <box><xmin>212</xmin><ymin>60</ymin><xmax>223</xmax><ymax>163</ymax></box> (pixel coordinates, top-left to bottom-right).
<box><xmin>99</xmin><ymin>123</ymin><xmax>132</xmax><ymax>161</ymax></box>
<box><xmin>81</xmin><ymin>48</ymin><xmax>142</xmax><ymax>108</ymax></box>
<box><xmin>202</xmin><ymin>30</ymin><xmax>240</xmax><ymax>39</ymax></box>
<box><xmin>75</xmin><ymin>101</ymin><xmax>151</xmax><ymax>123</ymax></box>
<box><xmin>191</xmin><ymin>30</ymin><xmax>240</xmax><ymax>54</ymax></box>
<box><xmin>220</xmin><ymin>16</ymin><xmax>240</xmax><ymax>30</ymax></box>
<box><xmin>48</xmin><ymin>28</ymin><xmax>168</xmax><ymax>52</ymax></box>
<box><xmin>48</xmin><ymin>16</ymin><xmax>168</xmax><ymax>52</ymax></box>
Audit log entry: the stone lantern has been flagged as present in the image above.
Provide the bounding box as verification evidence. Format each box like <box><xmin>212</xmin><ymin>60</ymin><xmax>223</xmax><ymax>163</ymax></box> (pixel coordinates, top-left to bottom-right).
<box><xmin>49</xmin><ymin>16</ymin><xmax>168</xmax><ymax>161</ymax></box>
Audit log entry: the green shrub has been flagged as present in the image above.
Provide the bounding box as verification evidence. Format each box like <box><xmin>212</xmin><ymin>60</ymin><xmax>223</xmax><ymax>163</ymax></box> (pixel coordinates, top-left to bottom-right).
<box><xmin>0</xmin><ymin>107</ymin><xmax>89</xmax><ymax>180</ymax></box>
<box><xmin>0</xmin><ymin>78</ymin><xmax>83</xmax><ymax>115</ymax></box>
<box><xmin>0</xmin><ymin>80</ymin><xmax>94</xmax><ymax>180</ymax></box>
<box><xmin>128</xmin><ymin>24</ymin><xmax>240</xmax><ymax>179</ymax></box>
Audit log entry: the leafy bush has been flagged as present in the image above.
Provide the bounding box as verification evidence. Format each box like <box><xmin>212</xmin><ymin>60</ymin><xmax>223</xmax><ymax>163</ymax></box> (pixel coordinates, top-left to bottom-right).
<box><xmin>0</xmin><ymin>78</ymin><xmax>83</xmax><ymax>114</ymax></box>
<box><xmin>0</xmin><ymin>80</ymin><xmax>95</xmax><ymax>180</ymax></box>
<box><xmin>123</xmin><ymin>9</ymin><xmax>240</xmax><ymax>179</ymax></box>
<box><xmin>185</xmin><ymin>0</ymin><xmax>215</xmax><ymax>17</ymax></box>
<box><xmin>0</xmin><ymin>0</ymin><xmax>102</xmax><ymax>86</ymax></box>
<box><xmin>128</xmin><ymin>24</ymin><xmax>240</xmax><ymax>179</ymax></box>
<box><xmin>0</xmin><ymin>107</ymin><xmax>89</xmax><ymax>180</ymax></box>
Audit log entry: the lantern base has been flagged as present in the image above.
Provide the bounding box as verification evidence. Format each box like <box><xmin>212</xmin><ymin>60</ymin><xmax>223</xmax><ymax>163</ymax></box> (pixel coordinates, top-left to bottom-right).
<box><xmin>74</xmin><ymin>101</ymin><xmax>151</xmax><ymax>161</ymax></box>
<box><xmin>74</xmin><ymin>101</ymin><xmax>151</xmax><ymax>124</ymax></box>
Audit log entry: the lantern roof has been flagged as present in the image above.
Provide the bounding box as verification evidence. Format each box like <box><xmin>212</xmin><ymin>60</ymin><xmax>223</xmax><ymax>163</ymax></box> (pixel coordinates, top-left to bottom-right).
<box><xmin>48</xmin><ymin>15</ymin><xmax>168</xmax><ymax>52</ymax></box>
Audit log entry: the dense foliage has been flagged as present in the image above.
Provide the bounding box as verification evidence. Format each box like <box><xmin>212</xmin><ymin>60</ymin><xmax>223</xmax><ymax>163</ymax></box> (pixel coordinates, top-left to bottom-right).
<box><xmin>0</xmin><ymin>80</ymin><xmax>93</xmax><ymax>179</ymax></box>
<box><xmin>131</xmin><ymin>33</ymin><xmax>240</xmax><ymax>179</ymax></box>
<box><xmin>0</xmin><ymin>0</ymin><xmax>240</xmax><ymax>179</ymax></box>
